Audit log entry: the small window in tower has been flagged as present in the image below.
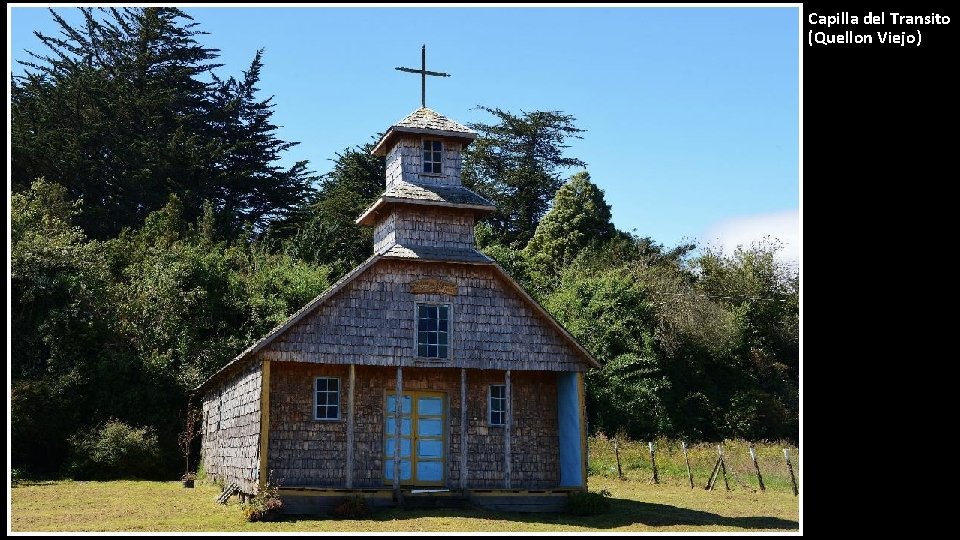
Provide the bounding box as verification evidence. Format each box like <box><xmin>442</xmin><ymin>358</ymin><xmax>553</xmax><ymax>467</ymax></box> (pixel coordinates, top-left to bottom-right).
<box><xmin>423</xmin><ymin>139</ymin><xmax>443</xmax><ymax>174</ymax></box>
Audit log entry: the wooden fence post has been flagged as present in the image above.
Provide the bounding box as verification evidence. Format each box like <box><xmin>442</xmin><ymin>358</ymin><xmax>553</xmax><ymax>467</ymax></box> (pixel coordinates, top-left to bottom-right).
<box><xmin>648</xmin><ymin>442</ymin><xmax>659</xmax><ymax>484</ymax></box>
<box><xmin>718</xmin><ymin>444</ymin><xmax>730</xmax><ymax>491</ymax></box>
<box><xmin>784</xmin><ymin>448</ymin><xmax>799</xmax><ymax>496</ymax></box>
<box><xmin>613</xmin><ymin>438</ymin><xmax>624</xmax><ymax>479</ymax></box>
<box><xmin>705</xmin><ymin>454</ymin><xmax>721</xmax><ymax>490</ymax></box>
<box><xmin>682</xmin><ymin>441</ymin><xmax>694</xmax><ymax>489</ymax></box>
<box><xmin>749</xmin><ymin>445</ymin><xmax>765</xmax><ymax>491</ymax></box>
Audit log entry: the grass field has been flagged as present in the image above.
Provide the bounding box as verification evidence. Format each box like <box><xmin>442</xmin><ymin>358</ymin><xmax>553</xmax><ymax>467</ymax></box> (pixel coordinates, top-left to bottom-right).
<box><xmin>12</xmin><ymin>437</ymin><xmax>799</xmax><ymax>532</ymax></box>
<box><xmin>12</xmin><ymin>478</ymin><xmax>799</xmax><ymax>532</ymax></box>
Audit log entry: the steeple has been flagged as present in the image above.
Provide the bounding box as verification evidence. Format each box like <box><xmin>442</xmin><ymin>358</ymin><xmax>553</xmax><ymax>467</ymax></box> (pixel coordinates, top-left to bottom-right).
<box><xmin>357</xmin><ymin>107</ymin><xmax>495</xmax><ymax>260</ymax></box>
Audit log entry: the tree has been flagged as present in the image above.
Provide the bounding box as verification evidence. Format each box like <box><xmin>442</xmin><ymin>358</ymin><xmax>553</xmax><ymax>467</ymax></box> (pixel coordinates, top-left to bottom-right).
<box><xmin>590</xmin><ymin>354</ymin><xmax>672</xmax><ymax>440</ymax></box>
<box><xmin>272</xmin><ymin>143</ymin><xmax>385</xmax><ymax>277</ymax></box>
<box><xmin>11</xmin><ymin>178</ymin><xmax>110</xmax><ymax>475</ymax></box>
<box><xmin>694</xmin><ymin>242</ymin><xmax>799</xmax><ymax>440</ymax></box>
<box><xmin>13</xmin><ymin>8</ymin><xmax>219</xmax><ymax>237</ymax></box>
<box><xmin>206</xmin><ymin>49</ymin><xmax>314</xmax><ymax>236</ymax></box>
<box><xmin>525</xmin><ymin>171</ymin><xmax>617</xmax><ymax>285</ymax></box>
<box><xmin>12</xmin><ymin>8</ymin><xmax>313</xmax><ymax>238</ymax></box>
<box><xmin>177</xmin><ymin>399</ymin><xmax>202</xmax><ymax>478</ymax></box>
<box><xmin>462</xmin><ymin>106</ymin><xmax>586</xmax><ymax>247</ymax></box>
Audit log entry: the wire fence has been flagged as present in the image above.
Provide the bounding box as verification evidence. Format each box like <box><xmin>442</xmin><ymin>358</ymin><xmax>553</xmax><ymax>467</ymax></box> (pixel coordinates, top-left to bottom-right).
<box><xmin>588</xmin><ymin>435</ymin><xmax>799</xmax><ymax>495</ymax></box>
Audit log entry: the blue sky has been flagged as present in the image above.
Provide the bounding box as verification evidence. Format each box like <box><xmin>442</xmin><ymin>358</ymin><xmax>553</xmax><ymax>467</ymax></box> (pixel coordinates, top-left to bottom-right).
<box><xmin>9</xmin><ymin>6</ymin><xmax>800</xmax><ymax>262</ymax></box>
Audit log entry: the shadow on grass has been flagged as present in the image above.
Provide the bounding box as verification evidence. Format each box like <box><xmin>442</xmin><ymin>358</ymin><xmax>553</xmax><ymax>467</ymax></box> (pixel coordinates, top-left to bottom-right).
<box><xmin>284</xmin><ymin>497</ymin><xmax>798</xmax><ymax>531</ymax></box>
<box><xmin>13</xmin><ymin>480</ymin><xmax>62</xmax><ymax>487</ymax></box>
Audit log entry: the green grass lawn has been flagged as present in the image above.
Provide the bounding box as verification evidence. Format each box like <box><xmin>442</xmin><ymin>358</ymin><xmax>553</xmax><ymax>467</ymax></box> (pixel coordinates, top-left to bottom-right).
<box><xmin>11</xmin><ymin>476</ymin><xmax>799</xmax><ymax>532</ymax></box>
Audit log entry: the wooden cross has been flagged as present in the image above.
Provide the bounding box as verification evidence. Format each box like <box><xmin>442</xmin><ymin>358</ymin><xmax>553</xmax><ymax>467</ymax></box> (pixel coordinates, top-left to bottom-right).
<box><xmin>395</xmin><ymin>45</ymin><xmax>450</xmax><ymax>108</ymax></box>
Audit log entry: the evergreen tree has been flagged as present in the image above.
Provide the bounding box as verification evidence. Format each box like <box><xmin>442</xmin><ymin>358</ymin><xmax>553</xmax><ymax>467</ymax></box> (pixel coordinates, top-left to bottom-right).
<box><xmin>207</xmin><ymin>50</ymin><xmax>313</xmax><ymax>236</ymax></box>
<box><xmin>525</xmin><ymin>171</ymin><xmax>617</xmax><ymax>282</ymax></box>
<box><xmin>273</xmin><ymin>143</ymin><xmax>385</xmax><ymax>277</ymax></box>
<box><xmin>462</xmin><ymin>106</ymin><xmax>585</xmax><ymax>247</ymax></box>
<box><xmin>12</xmin><ymin>8</ymin><xmax>313</xmax><ymax>238</ymax></box>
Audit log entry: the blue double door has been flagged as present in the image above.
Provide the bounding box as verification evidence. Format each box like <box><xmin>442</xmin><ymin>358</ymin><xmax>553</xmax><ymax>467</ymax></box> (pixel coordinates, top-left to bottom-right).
<box><xmin>384</xmin><ymin>392</ymin><xmax>446</xmax><ymax>485</ymax></box>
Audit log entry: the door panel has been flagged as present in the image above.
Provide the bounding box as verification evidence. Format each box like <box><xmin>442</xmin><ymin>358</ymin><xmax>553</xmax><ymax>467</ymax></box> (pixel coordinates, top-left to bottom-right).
<box><xmin>416</xmin><ymin>461</ymin><xmax>443</xmax><ymax>481</ymax></box>
<box><xmin>384</xmin><ymin>391</ymin><xmax>446</xmax><ymax>485</ymax></box>
<box><xmin>417</xmin><ymin>418</ymin><xmax>443</xmax><ymax>436</ymax></box>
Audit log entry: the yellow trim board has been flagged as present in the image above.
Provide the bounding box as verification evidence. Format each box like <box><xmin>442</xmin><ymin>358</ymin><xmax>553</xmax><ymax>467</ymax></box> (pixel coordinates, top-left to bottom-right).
<box><xmin>258</xmin><ymin>360</ymin><xmax>271</xmax><ymax>490</ymax></box>
<box><xmin>278</xmin><ymin>489</ymin><xmax>393</xmax><ymax>498</ymax></box>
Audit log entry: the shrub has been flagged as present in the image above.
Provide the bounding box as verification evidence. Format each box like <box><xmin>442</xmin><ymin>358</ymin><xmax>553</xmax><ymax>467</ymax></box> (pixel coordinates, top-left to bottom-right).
<box><xmin>566</xmin><ymin>489</ymin><xmax>611</xmax><ymax>516</ymax></box>
<box><xmin>12</xmin><ymin>469</ymin><xmax>24</xmax><ymax>486</ymax></box>
<box><xmin>332</xmin><ymin>495</ymin><xmax>370</xmax><ymax>519</ymax></box>
<box><xmin>67</xmin><ymin>419</ymin><xmax>161</xmax><ymax>479</ymax></box>
<box><xmin>244</xmin><ymin>482</ymin><xmax>284</xmax><ymax>522</ymax></box>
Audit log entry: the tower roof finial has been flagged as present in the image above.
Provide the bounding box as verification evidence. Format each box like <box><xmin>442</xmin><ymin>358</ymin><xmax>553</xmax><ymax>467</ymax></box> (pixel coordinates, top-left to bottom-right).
<box><xmin>395</xmin><ymin>45</ymin><xmax>450</xmax><ymax>108</ymax></box>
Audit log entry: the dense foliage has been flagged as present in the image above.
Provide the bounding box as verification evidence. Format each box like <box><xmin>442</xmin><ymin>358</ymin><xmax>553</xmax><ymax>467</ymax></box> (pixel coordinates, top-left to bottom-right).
<box><xmin>68</xmin><ymin>420</ymin><xmax>163</xmax><ymax>480</ymax></box>
<box><xmin>463</xmin><ymin>106</ymin><xmax>586</xmax><ymax>247</ymax></box>
<box><xmin>267</xmin><ymin>142</ymin><xmax>385</xmax><ymax>279</ymax></box>
<box><xmin>11</xmin><ymin>8</ymin><xmax>798</xmax><ymax>478</ymax></box>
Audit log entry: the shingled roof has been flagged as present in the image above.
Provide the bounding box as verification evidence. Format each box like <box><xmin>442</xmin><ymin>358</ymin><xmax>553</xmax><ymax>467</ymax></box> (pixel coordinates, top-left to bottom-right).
<box><xmin>382</xmin><ymin>244</ymin><xmax>493</xmax><ymax>264</ymax></box>
<box><xmin>356</xmin><ymin>181</ymin><xmax>495</xmax><ymax>226</ymax></box>
<box><xmin>372</xmin><ymin>107</ymin><xmax>477</xmax><ymax>156</ymax></box>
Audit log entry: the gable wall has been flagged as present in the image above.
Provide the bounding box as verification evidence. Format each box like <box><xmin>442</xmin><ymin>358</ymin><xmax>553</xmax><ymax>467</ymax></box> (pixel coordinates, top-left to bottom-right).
<box><xmin>259</xmin><ymin>259</ymin><xmax>586</xmax><ymax>371</ymax></box>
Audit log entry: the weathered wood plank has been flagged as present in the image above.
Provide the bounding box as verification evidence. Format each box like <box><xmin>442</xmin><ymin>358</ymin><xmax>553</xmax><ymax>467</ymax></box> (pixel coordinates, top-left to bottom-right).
<box><xmin>393</xmin><ymin>366</ymin><xmax>403</xmax><ymax>499</ymax></box>
<box><xmin>346</xmin><ymin>363</ymin><xmax>355</xmax><ymax>488</ymax></box>
<box><xmin>259</xmin><ymin>360</ymin><xmax>271</xmax><ymax>490</ymax></box>
<box><xmin>460</xmin><ymin>368</ymin><xmax>468</xmax><ymax>490</ymax></box>
<box><xmin>504</xmin><ymin>369</ymin><xmax>512</xmax><ymax>489</ymax></box>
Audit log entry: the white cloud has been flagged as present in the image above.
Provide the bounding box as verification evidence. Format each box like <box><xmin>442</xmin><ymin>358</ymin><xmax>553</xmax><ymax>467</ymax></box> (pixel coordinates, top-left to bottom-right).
<box><xmin>700</xmin><ymin>209</ymin><xmax>800</xmax><ymax>267</ymax></box>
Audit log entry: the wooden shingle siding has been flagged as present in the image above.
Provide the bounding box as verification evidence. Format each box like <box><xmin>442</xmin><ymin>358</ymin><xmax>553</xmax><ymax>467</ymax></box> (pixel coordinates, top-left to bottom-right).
<box><xmin>374</xmin><ymin>206</ymin><xmax>476</xmax><ymax>254</ymax></box>
<box><xmin>390</xmin><ymin>206</ymin><xmax>476</xmax><ymax>251</ymax></box>
<box><xmin>465</xmin><ymin>370</ymin><xmax>505</xmax><ymax>487</ymax></box>
<box><xmin>386</xmin><ymin>136</ymin><xmax>463</xmax><ymax>189</ymax></box>
<box><xmin>373</xmin><ymin>212</ymin><xmax>397</xmax><ymax>254</ymax></box>
<box><xmin>259</xmin><ymin>260</ymin><xmax>585</xmax><ymax>372</ymax></box>
<box><xmin>352</xmin><ymin>365</ymin><xmax>388</xmax><ymax>488</ymax></box>
<box><xmin>200</xmin><ymin>360</ymin><xmax>262</xmax><ymax>494</ymax></box>
<box><xmin>266</xmin><ymin>362</ymin><xmax>349</xmax><ymax>487</ymax></box>
<box><xmin>262</xmin><ymin>364</ymin><xmax>557</xmax><ymax>490</ymax></box>
<box><xmin>509</xmin><ymin>371</ymin><xmax>559</xmax><ymax>488</ymax></box>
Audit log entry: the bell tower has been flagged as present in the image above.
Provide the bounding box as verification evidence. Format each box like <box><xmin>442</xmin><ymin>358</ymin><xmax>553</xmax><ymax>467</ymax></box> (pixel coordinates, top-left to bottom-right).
<box><xmin>357</xmin><ymin>107</ymin><xmax>495</xmax><ymax>259</ymax></box>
